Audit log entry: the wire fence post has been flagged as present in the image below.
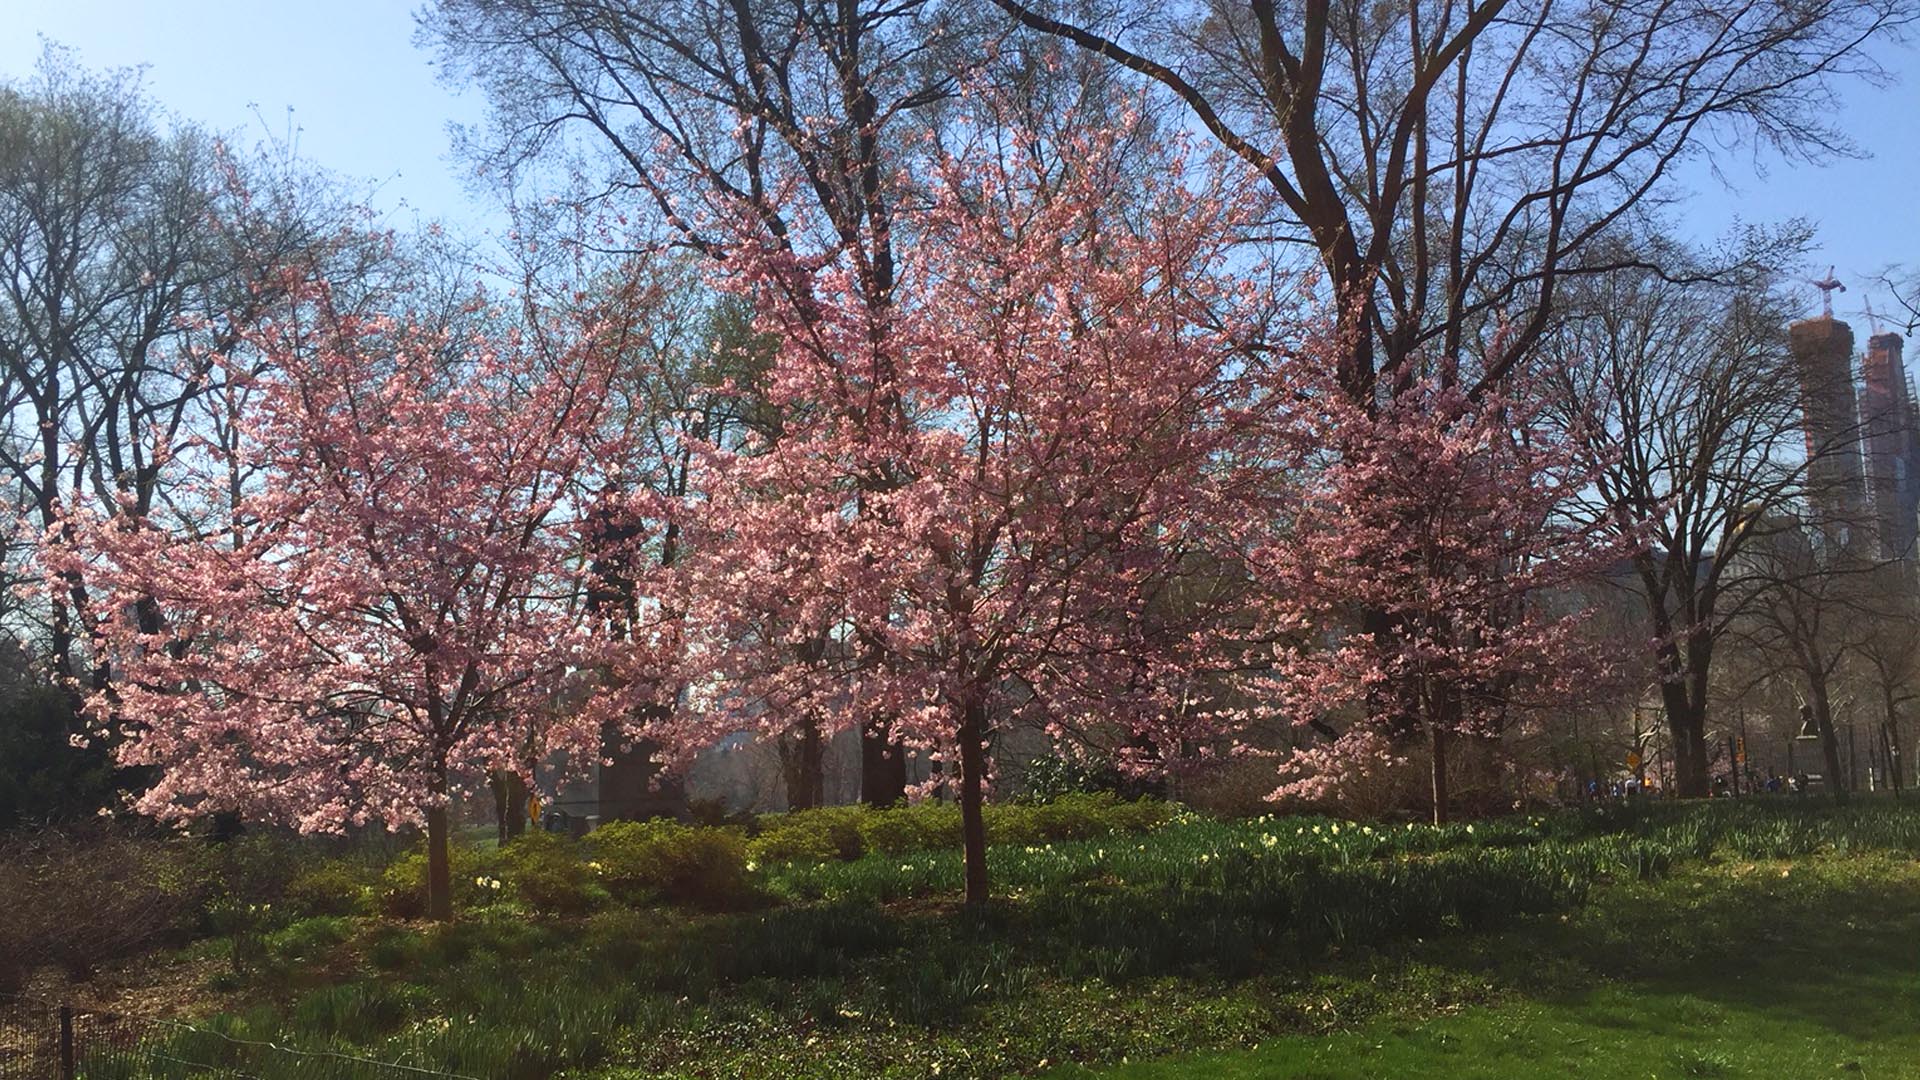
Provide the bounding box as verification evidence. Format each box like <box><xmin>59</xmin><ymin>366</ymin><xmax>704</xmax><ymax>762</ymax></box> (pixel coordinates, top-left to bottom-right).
<box><xmin>57</xmin><ymin>1004</ymin><xmax>73</xmax><ymax>1080</ymax></box>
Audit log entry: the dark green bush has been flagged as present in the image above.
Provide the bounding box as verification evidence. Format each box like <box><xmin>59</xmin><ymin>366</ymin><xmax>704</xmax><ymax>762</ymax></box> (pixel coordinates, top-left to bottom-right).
<box><xmin>0</xmin><ymin>678</ymin><xmax>117</xmax><ymax>831</ymax></box>
<box><xmin>499</xmin><ymin>832</ymin><xmax>607</xmax><ymax>916</ymax></box>
<box><xmin>265</xmin><ymin>915</ymin><xmax>354</xmax><ymax>965</ymax></box>
<box><xmin>283</xmin><ymin>859</ymin><xmax>373</xmax><ymax>917</ymax></box>
<box><xmin>588</xmin><ymin>818</ymin><xmax>756</xmax><ymax>909</ymax></box>
<box><xmin>746</xmin><ymin>806</ymin><xmax>870</xmax><ymax>863</ymax></box>
<box><xmin>747</xmin><ymin>793</ymin><xmax>1172</xmax><ymax>866</ymax></box>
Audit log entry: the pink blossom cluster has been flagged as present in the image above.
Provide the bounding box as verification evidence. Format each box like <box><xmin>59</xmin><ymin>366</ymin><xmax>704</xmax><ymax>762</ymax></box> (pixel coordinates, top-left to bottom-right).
<box><xmin>672</xmin><ymin>120</ymin><xmax>1289</xmax><ymax>785</ymax></box>
<box><xmin>53</xmin><ymin>281</ymin><xmax>669</xmax><ymax>832</ymax></box>
<box><xmin>1254</xmin><ymin>372</ymin><xmax>1636</xmax><ymax>805</ymax></box>
<box><xmin>53</xmin><ymin>107</ymin><xmax>1639</xmax><ymax>844</ymax></box>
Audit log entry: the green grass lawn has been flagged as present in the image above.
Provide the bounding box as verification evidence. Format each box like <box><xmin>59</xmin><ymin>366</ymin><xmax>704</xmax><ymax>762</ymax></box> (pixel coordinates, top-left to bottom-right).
<box><xmin>1058</xmin><ymin>854</ymin><xmax>1920</xmax><ymax>1080</ymax></box>
<box><xmin>58</xmin><ymin>799</ymin><xmax>1920</xmax><ymax>1079</ymax></box>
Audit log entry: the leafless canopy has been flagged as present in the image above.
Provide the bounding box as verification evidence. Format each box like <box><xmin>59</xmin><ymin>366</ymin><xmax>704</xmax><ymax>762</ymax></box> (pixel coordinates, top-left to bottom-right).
<box><xmin>994</xmin><ymin>0</ymin><xmax>1912</xmax><ymax>400</ymax></box>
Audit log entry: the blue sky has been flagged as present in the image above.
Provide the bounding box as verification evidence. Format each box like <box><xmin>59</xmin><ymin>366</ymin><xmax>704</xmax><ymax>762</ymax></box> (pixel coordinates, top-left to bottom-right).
<box><xmin>3</xmin><ymin>1</ymin><xmax>1916</xmax><ymax>323</ymax></box>
<box><xmin>0</xmin><ymin>1</ymin><xmax>494</xmax><ymax>234</ymax></box>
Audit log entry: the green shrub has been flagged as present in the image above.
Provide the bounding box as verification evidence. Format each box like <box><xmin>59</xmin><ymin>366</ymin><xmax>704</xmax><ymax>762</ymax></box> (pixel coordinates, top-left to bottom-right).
<box><xmin>284</xmin><ymin>859</ymin><xmax>372</xmax><ymax>917</ymax></box>
<box><xmin>747</xmin><ymin>794</ymin><xmax>1172</xmax><ymax>868</ymax></box>
<box><xmin>364</xmin><ymin>923</ymin><xmax>424</xmax><ymax>971</ymax></box>
<box><xmin>861</xmin><ymin>804</ymin><xmax>960</xmax><ymax>853</ymax></box>
<box><xmin>747</xmin><ymin>806</ymin><xmax>870</xmax><ymax>863</ymax></box>
<box><xmin>499</xmin><ymin>832</ymin><xmax>607</xmax><ymax>916</ymax></box>
<box><xmin>984</xmin><ymin>802</ymin><xmax>1041</xmax><ymax>845</ymax></box>
<box><xmin>1022</xmin><ymin>792</ymin><xmax>1173</xmax><ymax>840</ymax></box>
<box><xmin>265</xmin><ymin>916</ymin><xmax>353</xmax><ymax>965</ymax></box>
<box><xmin>378</xmin><ymin>853</ymin><xmax>435</xmax><ymax>919</ymax></box>
<box><xmin>377</xmin><ymin>844</ymin><xmax>503</xmax><ymax>918</ymax></box>
<box><xmin>589</xmin><ymin>819</ymin><xmax>757</xmax><ymax>909</ymax></box>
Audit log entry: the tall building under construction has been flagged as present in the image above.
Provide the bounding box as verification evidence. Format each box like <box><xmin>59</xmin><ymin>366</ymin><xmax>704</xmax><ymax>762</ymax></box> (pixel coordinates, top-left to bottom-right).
<box><xmin>1861</xmin><ymin>331</ymin><xmax>1920</xmax><ymax>560</ymax></box>
<box><xmin>1789</xmin><ymin>311</ymin><xmax>1920</xmax><ymax>561</ymax></box>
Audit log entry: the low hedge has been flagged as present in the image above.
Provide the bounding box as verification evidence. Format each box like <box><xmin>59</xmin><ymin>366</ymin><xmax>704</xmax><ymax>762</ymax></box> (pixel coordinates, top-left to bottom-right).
<box><xmin>586</xmin><ymin>819</ymin><xmax>756</xmax><ymax>910</ymax></box>
<box><xmin>498</xmin><ymin>832</ymin><xmax>609</xmax><ymax>916</ymax></box>
<box><xmin>747</xmin><ymin>793</ymin><xmax>1175</xmax><ymax>864</ymax></box>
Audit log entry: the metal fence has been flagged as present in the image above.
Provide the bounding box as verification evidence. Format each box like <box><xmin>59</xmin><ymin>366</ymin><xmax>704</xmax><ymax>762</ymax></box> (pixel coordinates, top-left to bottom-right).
<box><xmin>0</xmin><ymin>995</ymin><xmax>479</xmax><ymax>1080</ymax></box>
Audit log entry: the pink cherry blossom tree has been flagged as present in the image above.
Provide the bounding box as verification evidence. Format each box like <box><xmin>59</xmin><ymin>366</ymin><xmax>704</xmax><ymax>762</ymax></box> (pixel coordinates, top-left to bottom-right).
<box><xmin>676</xmin><ymin>119</ymin><xmax>1284</xmax><ymax>905</ymax></box>
<box><xmin>58</xmin><ymin>278</ymin><xmax>669</xmax><ymax>920</ymax></box>
<box><xmin>1255</xmin><ymin>369</ymin><xmax>1635</xmax><ymax>823</ymax></box>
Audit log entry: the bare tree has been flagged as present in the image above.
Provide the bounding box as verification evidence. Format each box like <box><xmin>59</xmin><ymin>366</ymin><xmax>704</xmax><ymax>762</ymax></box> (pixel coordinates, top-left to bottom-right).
<box><xmin>1849</xmin><ymin>563</ymin><xmax>1918</xmax><ymax>794</ymax></box>
<box><xmin>1728</xmin><ymin>503</ymin><xmax>1894</xmax><ymax>802</ymax></box>
<box><xmin>1874</xmin><ymin>267</ymin><xmax>1920</xmax><ymax>336</ymax></box>
<box><xmin>587</xmin><ymin>271</ymin><xmax>794</xmax><ymax>818</ymax></box>
<box><xmin>1543</xmin><ymin>247</ymin><xmax>1824</xmax><ymax>797</ymax></box>
<box><xmin>991</xmin><ymin>0</ymin><xmax>1911</xmax><ymax>402</ymax></box>
<box><xmin>0</xmin><ymin>47</ymin><xmax>364</xmax><ymax>680</ymax></box>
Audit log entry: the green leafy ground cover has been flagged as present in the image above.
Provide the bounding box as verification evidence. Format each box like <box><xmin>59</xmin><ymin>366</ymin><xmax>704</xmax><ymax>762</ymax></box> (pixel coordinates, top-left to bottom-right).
<box><xmin>68</xmin><ymin>799</ymin><xmax>1920</xmax><ymax>1078</ymax></box>
<box><xmin>1061</xmin><ymin>853</ymin><xmax>1920</xmax><ymax>1080</ymax></box>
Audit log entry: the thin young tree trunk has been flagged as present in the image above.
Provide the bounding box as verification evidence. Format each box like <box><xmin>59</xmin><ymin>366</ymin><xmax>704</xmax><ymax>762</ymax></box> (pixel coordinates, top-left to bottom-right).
<box><xmin>957</xmin><ymin>698</ymin><xmax>990</xmax><ymax>906</ymax></box>
<box><xmin>1430</xmin><ymin>715</ymin><xmax>1451</xmax><ymax>826</ymax></box>
<box><xmin>426</xmin><ymin>798</ymin><xmax>454</xmax><ymax>922</ymax></box>
<box><xmin>1884</xmin><ymin>683</ymin><xmax>1905</xmax><ymax>797</ymax></box>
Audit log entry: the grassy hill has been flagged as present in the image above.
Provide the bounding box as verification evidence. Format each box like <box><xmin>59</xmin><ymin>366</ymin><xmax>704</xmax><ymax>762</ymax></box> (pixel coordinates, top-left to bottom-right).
<box><xmin>14</xmin><ymin>797</ymin><xmax>1920</xmax><ymax>1079</ymax></box>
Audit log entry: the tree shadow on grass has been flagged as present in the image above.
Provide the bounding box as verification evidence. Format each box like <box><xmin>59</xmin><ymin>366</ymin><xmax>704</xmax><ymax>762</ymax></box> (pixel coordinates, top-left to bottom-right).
<box><xmin>1399</xmin><ymin>854</ymin><xmax>1920</xmax><ymax>1046</ymax></box>
<box><xmin>199</xmin><ymin>824</ymin><xmax>1920</xmax><ymax>1079</ymax></box>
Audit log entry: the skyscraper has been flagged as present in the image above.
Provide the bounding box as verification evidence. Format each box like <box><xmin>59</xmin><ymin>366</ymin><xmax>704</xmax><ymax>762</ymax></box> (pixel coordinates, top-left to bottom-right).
<box><xmin>1861</xmin><ymin>331</ymin><xmax>1920</xmax><ymax>560</ymax></box>
<box><xmin>1790</xmin><ymin>314</ymin><xmax>1867</xmax><ymax>550</ymax></box>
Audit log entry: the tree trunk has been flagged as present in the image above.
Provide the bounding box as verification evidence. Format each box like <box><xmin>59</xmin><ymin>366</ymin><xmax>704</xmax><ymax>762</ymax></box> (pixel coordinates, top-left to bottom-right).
<box><xmin>1883</xmin><ymin>684</ymin><xmax>1905</xmax><ymax>797</ymax></box>
<box><xmin>861</xmin><ymin>717</ymin><xmax>908</xmax><ymax>807</ymax></box>
<box><xmin>426</xmin><ymin>798</ymin><xmax>454</xmax><ymax>922</ymax></box>
<box><xmin>599</xmin><ymin>718</ymin><xmax>685</xmax><ymax>822</ymax></box>
<box><xmin>1429</xmin><ymin>716</ymin><xmax>1450</xmax><ymax>825</ymax></box>
<box><xmin>1810</xmin><ymin>674</ymin><xmax>1849</xmax><ymax>805</ymax></box>
<box><xmin>957</xmin><ymin>699</ymin><xmax>990</xmax><ymax>906</ymax></box>
<box><xmin>1658</xmin><ymin>679</ymin><xmax>1711</xmax><ymax>798</ymax></box>
<box><xmin>490</xmin><ymin>769</ymin><xmax>527</xmax><ymax>845</ymax></box>
<box><xmin>782</xmin><ymin>716</ymin><xmax>826</xmax><ymax>810</ymax></box>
